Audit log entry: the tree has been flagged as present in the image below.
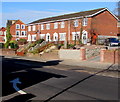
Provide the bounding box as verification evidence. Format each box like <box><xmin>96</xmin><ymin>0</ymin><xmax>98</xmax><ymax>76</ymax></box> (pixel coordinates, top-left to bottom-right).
<box><xmin>4</xmin><ymin>25</ymin><xmax>12</xmax><ymax>48</ymax></box>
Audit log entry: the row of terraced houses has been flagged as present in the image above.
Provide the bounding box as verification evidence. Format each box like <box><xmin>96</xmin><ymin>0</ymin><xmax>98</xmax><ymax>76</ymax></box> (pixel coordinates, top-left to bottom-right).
<box><xmin>0</xmin><ymin>8</ymin><xmax>120</xmax><ymax>44</ymax></box>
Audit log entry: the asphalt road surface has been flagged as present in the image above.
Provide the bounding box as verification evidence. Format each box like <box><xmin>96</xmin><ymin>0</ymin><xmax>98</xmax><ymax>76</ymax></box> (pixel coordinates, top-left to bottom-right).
<box><xmin>1</xmin><ymin>56</ymin><xmax>119</xmax><ymax>102</ymax></box>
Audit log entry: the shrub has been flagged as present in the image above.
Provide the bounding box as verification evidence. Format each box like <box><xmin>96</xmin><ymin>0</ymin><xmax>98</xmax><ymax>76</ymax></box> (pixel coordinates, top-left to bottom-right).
<box><xmin>35</xmin><ymin>39</ymin><xmax>44</xmax><ymax>44</ymax></box>
<box><xmin>67</xmin><ymin>44</ymin><xmax>75</xmax><ymax>49</ymax></box>
<box><xmin>18</xmin><ymin>39</ymin><xmax>27</xmax><ymax>45</ymax></box>
<box><xmin>9</xmin><ymin>40</ymin><xmax>18</xmax><ymax>49</ymax></box>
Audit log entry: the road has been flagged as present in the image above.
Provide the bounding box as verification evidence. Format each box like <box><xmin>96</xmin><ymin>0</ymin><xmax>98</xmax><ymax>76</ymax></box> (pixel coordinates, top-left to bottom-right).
<box><xmin>1</xmin><ymin>56</ymin><xmax>119</xmax><ymax>102</ymax></box>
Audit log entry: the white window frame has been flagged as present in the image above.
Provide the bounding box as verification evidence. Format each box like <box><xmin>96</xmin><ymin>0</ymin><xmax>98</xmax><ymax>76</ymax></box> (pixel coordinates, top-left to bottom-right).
<box><xmin>32</xmin><ymin>25</ymin><xmax>36</xmax><ymax>31</ymax></box>
<box><xmin>54</xmin><ymin>22</ymin><xmax>58</xmax><ymax>29</ymax></box>
<box><xmin>46</xmin><ymin>33</ymin><xmax>51</xmax><ymax>41</ymax></box>
<box><xmin>46</xmin><ymin>23</ymin><xmax>50</xmax><ymax>30</ymax></box>
<box><xmin>74</xmin><ymin>20</ymin><xmax>78</xmax><ymax>27</ymax></box>
<box><xmin>21</xmin><ymin>24</ymin><xmax>25</xmax><ymax>29</ymax></box>
<box><xmin>61</xmin><ymin>21</ymin><xmax>65</xmax><ymax>28</ymax></box>
<box><xmin>53</xmin><ymin>32</ymin><xmax>58</xmax><ymax>41</ymax></box>
<box><xmin>72</xmin><ymin>32</ymin><xmax>80</xmax><ymax>40</ymax></box>
<box><xmin>83</xmin><ymin>18</ymin><xmax>88</xmax><ymax>26</ymax></box>
<box><xmin>21</xmin><ymin>31</ymin><xmax>26</xmax><ymax>36</ymax></box>
<box><xmin>32</xmin><ymin>34</ymin><xmax>37</xmax><ymax>41</ymax></box>
<box><xmin>16</xmin><ymin>24</ymin><xmax>20</xmax><ymax>29</ymax></box>
<box><xmin>41</xmin><ymin>24</ymin><xmax>44</xmax><ymax>30</ymax></box>
<box><xmin>28</xmin><ymin>26</ymin><xmax>31</xmax><ymax>31</ymax></box>
<box><xmin>59</xmin><ymin>33</ymin><xmax>66</xmax><ymax>41</ymax></box>
<box><xmin>16</xmin><ymin>31</ymin><xmax>20</xmax><ymax>36</ymax></box>
<box><xmin>40</xmin><ymin>34</ymin><xmax>45</xmax><ymax>39</ymax></box>
<box><xmin>0</xmin><ymin>31</ymin><xmax>2</xmax><ymax>35</ymax></box>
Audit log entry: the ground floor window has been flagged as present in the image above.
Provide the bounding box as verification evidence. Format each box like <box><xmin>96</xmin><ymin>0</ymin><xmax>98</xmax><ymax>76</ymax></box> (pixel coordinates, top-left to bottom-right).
<box><xmin>59</xmin><ymin>33</ymin><xmax>66</xmax><ymax>41</ymax></box>
<box><xmin>46</xmin><ymin>33</ymin><xmax>51</xmax><ymax>42</ymax></box>
<box><xmin>32</xmin><ymin>35</ymin><xmax>36</xmax><ymax>41</ymax></box>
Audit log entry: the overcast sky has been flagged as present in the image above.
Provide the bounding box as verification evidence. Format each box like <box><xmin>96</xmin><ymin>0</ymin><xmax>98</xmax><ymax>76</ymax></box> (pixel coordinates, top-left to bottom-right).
<box><xmin>1</xmin><ymin>2</ymin><xmax>118</xmax><ymax>27</ymax></box>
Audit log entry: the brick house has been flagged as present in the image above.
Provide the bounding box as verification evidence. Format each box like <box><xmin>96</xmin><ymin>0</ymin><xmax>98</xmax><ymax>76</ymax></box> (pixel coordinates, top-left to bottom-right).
<box><xmin>7</xmin><ymin>20</ymin><xmax>27</xmax><ymax>41</ymax></box>
<box><xmin>0</xmin><ymin>27</ymin><xmax>6</xmax><ymax>43</ymax></box>
<box><xmin>27</xmin><ymin>8</ymin><xmax>119</xmax><ymax>44</ymax></box>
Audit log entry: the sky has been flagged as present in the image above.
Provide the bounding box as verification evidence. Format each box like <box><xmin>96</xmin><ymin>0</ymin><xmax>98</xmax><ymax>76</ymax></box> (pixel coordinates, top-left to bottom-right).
<box><xmin>1</xmin><ymin>2</ymin><xmax>118</xmax><ymax>27</ymax></box>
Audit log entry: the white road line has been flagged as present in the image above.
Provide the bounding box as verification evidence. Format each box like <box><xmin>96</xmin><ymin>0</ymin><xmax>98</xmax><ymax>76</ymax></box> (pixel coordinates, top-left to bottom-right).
<box><xmin>18</xmin><ymin>90</ymin><xmax>27</xmax><ymax>94</ymax></box>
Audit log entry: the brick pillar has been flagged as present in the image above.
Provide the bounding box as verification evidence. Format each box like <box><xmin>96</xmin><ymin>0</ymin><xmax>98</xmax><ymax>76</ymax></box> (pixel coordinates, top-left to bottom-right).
<box><xmin>100</xmin><ymin>49</ymin><xmax>106</xmax><ymax>62</ymax></box>
<box><xmin>80</xmin><ymin>47</ymin><xmax>86</xmax><ymax>60</ymax></box>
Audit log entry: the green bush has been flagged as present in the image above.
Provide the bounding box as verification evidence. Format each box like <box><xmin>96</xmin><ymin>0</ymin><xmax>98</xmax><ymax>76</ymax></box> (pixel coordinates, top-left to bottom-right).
<box><xmin>35</xmin><ymin>39</ymin><xmax>44</xmax><ymax>44</ymax></box>
<box><xmin>18</xmin><ymin>39</ymin><xmax>27</xmax><ymax>45</ymax></box>
<box><xmin>9</xmin><ymin>40</ymin><xmax>18</xmax><ymax>49</ymax></box>
<box><xmin>67</xmin><ymin>44</ymin><xmax>75</xmax><ymax>49</ymax></box>
<box><xmin>0</xmin><ymin>43</ymin><xmax>4</xmax><ymax>48</ymax></box>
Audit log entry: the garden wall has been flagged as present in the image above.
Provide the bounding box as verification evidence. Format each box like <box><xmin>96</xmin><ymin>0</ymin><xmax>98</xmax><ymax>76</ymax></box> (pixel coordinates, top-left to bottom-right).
<box><xmin>100</xmin><ymin>49</ymin><xmax>120</xmax><ymax>64</ymax></box>
<box><xmin>0</xmin><ymin>49</ymin><xmax>16</xmax><ymax>56</ymax></box>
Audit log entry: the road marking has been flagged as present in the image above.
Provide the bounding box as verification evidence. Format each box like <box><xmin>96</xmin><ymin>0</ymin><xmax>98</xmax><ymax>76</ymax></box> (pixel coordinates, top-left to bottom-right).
<box><xmin>10</xmin><ymin>78</ymin><xmax>27</xmax><ymax>95</ymax></box>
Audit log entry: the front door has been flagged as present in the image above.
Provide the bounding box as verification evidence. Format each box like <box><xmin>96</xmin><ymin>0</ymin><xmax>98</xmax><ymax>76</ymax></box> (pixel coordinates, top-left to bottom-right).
<box><xmin>82</xmin><ymin>30</ymin><xmax>88</xmax><ymax>44</ymax></box>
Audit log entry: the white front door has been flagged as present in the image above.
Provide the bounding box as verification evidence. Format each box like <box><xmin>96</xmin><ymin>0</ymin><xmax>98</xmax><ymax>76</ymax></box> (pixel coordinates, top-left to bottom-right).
<box><xmin>27</xmin><ymin>34</ymin><xmax>31</xmax><ymax>42</ymax></box>
<box><xmin>82</xmin><ymin>30</ymin><xmax>88</xmax><ymax>44</ymax></box>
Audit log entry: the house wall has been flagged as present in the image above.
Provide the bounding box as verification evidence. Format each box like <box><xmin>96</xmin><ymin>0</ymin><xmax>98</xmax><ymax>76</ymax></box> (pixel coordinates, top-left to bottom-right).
<box><xmin>10</xmin><ymin>20</ymin><xmax>27</xmax><ymax>41</ymax></box>
<box><xmin>27</xmin><ymin>9</ymin><xmax>119</xmax><ymax>44</ymax></box>
<box><xmin>92</xmin><ymin>10</ymin><xmax>118</xmax><ymax>37</ymax></box>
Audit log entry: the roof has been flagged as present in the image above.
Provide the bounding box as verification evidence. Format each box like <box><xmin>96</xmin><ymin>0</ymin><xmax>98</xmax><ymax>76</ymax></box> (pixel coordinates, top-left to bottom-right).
<box><xmin>0</xmin><ymin>27</ymin><xmax>6</xmax><ymax>31</ymax></box>
<box><xmin>29</xmin><ymin>8</ymin><xmax>106</xmax><ymax>24</ymax></box>
<box><xmin>6</xmin><ymin>20</ymin><xmax>18</xmax><ymax>27</ymax></box>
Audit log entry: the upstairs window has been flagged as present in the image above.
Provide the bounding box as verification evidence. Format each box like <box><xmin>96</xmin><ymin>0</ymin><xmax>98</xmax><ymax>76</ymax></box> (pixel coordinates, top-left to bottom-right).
<box><xmin>61</xmin><ymin>21</ymin><xmax>65</xmax><ymax>28</ymax></box>
<box><xmin>16</xmin><ymin>24</ymin><xmax>20</xmax><ymax>29</ymax></box>
<box><xmin>32</xmin><ymin>25</ymin><xmax>36</xmax><ymax>31</ymax></box>
<box><xmin>83</xmin><ymin>18</ymin><xmax>88</xmax><ymax>26</ymax></box>
<box><xmin>28</xmin><ymin>26</ymin><xmax>31</xmax><ymax>31</ymax></box>
<box><xmin>21</xmin><ymin>25</ymin><xmax>25</xmax><ymax>29</ymax></box>
<box><xmin>0</xmin><ymin>31</ymin><xmax>3</xmax><ymax>35</ymax></box>
<box><xmin>46</xmin><ymin>23</ymin><xmax>50</xmax><ymax>30</ymax></box>
<box><xmin>54</xmin><ymin>22</ymin><xmax>58</xmax><ymax>29</ymax></box>
<box><xmin>74</xmin><ymin>20</ymin><xmax>78</xmax><ymax>27</ymax></box>
<box><xmin>41</xmin><ymin>24</ymin><xmax>44</xmax><ymax>30</ymax></box>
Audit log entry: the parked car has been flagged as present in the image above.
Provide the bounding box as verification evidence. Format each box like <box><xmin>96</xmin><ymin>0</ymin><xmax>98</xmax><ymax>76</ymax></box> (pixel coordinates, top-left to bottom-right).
<box><xmin>104</xmin><ymin>38</ymin><xmax>120</xmax><ymax>46</ymax></box>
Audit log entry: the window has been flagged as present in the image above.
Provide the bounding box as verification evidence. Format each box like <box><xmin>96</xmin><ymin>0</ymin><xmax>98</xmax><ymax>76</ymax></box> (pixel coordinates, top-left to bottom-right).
<box><xmin>32</xmin><ymin>25</ymin><xmax>36</xmax><ymax>31</ymax></box>
<box><xmin>21</xmin><ymin>25</ymin><xmax>25</xmax><ymax>29</ymax></box>
<box><xmin>41</xmin><ymin>24</ymin><xmax>44</xmax><ymax>30</ymax></box>
<box><xmin>72</xmin><ymin>32</ymin><xmax>80</xmax><ymax>40</ymax></box>
<box><xmin>74</xmin><ymin>20</ymin><xmax>78</xmax><ymax>27</ymax></box>
<box><xmin>54</xmin><ymin>22</ymin><xmax>58</xmax><ymax>29</ymax></box>
<box><xmin>40</xmin><ymin>34</ymin><xmax>45</xmax><ymax>39</ymax></box>
<box><xmin>28</xmin><ymin>26</ymin><xmax>31</xmax><ymax>31</ymax></box>
<box><xmin>53</xmin><ymin>33</ymin><xmax>58</xmax><ymax>41</ymax></box>
<box><xmin>21</xmin><ymin>31</ymin><xmax>26</xmax><ymax>36</ymax></box>
<box><xmin>46</xmin><ymin>33</ymin><xmax>51</xmax><ymax>41</ymax></box>
<box><xmin>0</xmin><ymin>31</ymin><xmax>2</xmax><ymax>35</ymax></box>
<box><xmin>59</xmin><ymin>33</ymin><xmax>66</xmax><ymax>41</ymax></box>
<box><xmin>61</xmin><ymin>21</ymin><xmax>65</xmax><ymax>28</ymax></box>
<box><xmin>16</xmin><ymin>31</ymin><xmax>20</xmax><ymax>36</ymax></box>
<box><xmin>46</xmin><ymin>23</ymin><xmax>50</xmax><ymax>30</ymax></box>
<box><xmin>32</xmin><ymin>35</ymin><xmax>36</xmax><ymax>41</ymax></box>
<box><xmin>82</xmin><ymin>18</ymin><xmax>88</xmax><ymax>26</ymax></box>
<box><xmin>16</xmin><ymin>24</ymin><xmax>20</xmax><ymax>29</ymax></box>
<box><xmin>117</xmin><ymin>22</ymin><xmax>120</xmax><ymax>27</ymax></box>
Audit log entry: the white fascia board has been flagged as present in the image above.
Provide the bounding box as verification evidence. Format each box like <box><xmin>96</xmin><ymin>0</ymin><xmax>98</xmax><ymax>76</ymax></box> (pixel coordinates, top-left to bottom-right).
<box><xmin>86</xmin><ymin>8</ymin><xmax>119</xmax><ymax>21</ymax></box>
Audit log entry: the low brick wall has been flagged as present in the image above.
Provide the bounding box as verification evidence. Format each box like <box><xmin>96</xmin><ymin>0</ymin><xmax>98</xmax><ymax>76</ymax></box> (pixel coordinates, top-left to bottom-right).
<box><xmin>59</xmin><ymin>49</ymin><xmax>81</xmax><ymax>60</ymax></box>
<box><xmin>100</xmin><ymin>49</ymin><xmax>120</xmax><ymax>64</ymax></box>
<box><xmin>59</xmin><ymin>47</ymin><xmax>86</xmax><ymax>60</ymax></box>
<box><xmin>0</xmin><ymin>49</ymin><xmax>16</xmax><ymax>56</ymax></box>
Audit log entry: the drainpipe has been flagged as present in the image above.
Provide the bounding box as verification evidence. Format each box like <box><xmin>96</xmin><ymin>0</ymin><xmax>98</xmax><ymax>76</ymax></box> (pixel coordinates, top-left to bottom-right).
<box><xmin>68</xmin><ymin>20</ymin><xmax>70</xmax><ymax>44</ymax></box>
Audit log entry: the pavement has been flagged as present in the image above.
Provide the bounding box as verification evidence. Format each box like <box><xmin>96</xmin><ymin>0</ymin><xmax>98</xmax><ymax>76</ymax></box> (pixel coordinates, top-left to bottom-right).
<box><xmin>3</xmin><ymin>53</ymin><xmax>119</xmax><ymax>78</ymax></box>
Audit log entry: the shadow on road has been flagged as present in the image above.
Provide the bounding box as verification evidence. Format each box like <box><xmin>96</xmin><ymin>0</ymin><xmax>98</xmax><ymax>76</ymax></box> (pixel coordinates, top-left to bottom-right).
<box><xmin>2</xmin><ymin>56</ymin><xmax>66</xmax><ymax>97</ymax></box>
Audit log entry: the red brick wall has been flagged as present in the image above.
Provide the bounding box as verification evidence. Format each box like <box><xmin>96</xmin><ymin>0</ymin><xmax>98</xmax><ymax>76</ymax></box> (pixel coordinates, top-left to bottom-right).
<box><xmin>10</xmin><ymin>20</ymin><xmax>27</xmax><ymax>41</ymax></box>
<box><xmin>92</xmin><ymin>10</ymin><xmax>118</xmax><ymax>37</ymax></box>
<box><xmin>100</xmin><ymin>49</ymin><xmax>120</xmax><ymax>64</ymax></box>
<box><xmin>27</xmin><ymin>10</ymin><xmax>118</xmax><ymax>44</ymax></box>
